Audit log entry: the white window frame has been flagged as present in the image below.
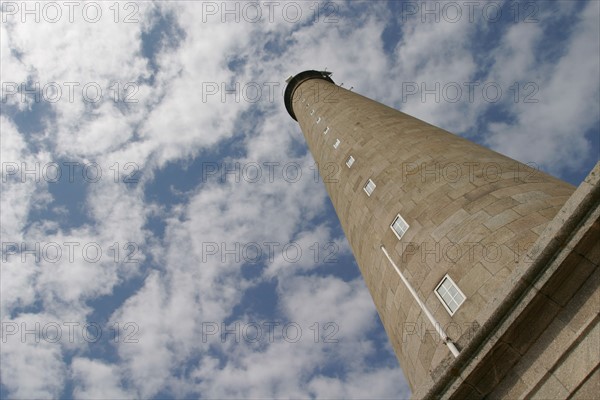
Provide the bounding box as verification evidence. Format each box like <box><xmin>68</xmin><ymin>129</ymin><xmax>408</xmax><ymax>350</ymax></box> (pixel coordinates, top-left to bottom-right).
<box><xmin>390</xmin><ymin>214</ymin><xmax>409</xmax><ymax>240</ymax></box>
<box><xmin>323</xmin><ymin>126</ymin><xmax>330</xmax><ymax>135</ymax></box>
<box><xmin>363</xmin><ymin>179</ymin><xmax>376</xmax><ymax>196</ymax></box>
<box><xmin>346</xmin><ymin>156</ymin><xmax>355</xmax><ymax>168</ymax></box>
<box><xmin>333</xmin><ymin>139</ymin><xmax>340</xmax><ymax>149</ymax></box>
<box><xmin>434</xmin><ymin>275</ymin><xmax>466</xmax><ymax>316</ymax></box>
<box><xmin>316</xmin><ymin>116</ymin><xmax>321</xmax><ymax>124</ymax></box>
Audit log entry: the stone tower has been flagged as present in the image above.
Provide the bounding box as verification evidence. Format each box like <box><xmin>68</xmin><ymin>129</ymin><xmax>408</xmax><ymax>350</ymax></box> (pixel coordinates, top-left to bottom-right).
<box><xmin>284</xmin><ymin>70</ymin><xmax>599</xmax><ymax>398</ymax></box>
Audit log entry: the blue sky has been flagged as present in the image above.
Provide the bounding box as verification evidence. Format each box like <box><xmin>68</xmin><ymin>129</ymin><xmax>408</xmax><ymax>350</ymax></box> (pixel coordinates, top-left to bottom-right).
<box><xmin>1</xmin><ymin>1</ymin><xmax>598</xmax><ymax>398</ymax></box>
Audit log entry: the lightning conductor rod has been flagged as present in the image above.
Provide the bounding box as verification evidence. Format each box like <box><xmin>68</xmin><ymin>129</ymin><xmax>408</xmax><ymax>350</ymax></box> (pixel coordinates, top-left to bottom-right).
<box><xmin>380</xmin><ymin>245</ymin><xmax>460</xmax><ymax>358</ymax></box>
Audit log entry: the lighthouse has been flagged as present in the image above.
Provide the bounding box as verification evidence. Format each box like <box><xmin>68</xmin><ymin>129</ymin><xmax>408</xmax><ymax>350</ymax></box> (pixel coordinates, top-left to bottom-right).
<box><xmin>284</xmin><ymin>70</ymin><xmax>599</xmax><ymax>399</ymax></box>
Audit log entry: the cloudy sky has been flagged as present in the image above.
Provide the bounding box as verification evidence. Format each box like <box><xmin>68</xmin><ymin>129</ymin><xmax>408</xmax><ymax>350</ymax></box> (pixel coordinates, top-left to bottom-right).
<box><xmin>1</xmin><ymin>1</ymin><xmax>598</xmax><ymax>398</ymax></box>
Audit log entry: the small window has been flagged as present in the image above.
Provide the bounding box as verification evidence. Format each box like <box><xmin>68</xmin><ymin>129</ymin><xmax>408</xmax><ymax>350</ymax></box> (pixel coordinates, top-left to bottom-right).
<box><xmin>323</xmin><ymin>127</ymin><xmax>330</xmax><ymax>135</ymax></box>
<box><xmin>390</xmin><ymin>214</ymin><xmax>409</xmax><ymax>240</ymax></box>
<box><xmin>310</xmin><ymin>109</ymin><xmax>315</xmax><ymax>115</ymax></box>
<box><xmin>333</xmin><ymin>139</ymin><xmax>341</xmax><ymax>149</ymax></box>
<box><xmin>346</xmin><ymin>156</ymin><xmax>355</xmax><ymax>168</ymax></box>
<box><xmin>363</xmin><ymin>179</ymin><xmax>376</xmax><ymax>196</ymax></box>
<box><xmin>435</xmin><ymin>275</ymin><xmax>466</xmax><ymax>316</ymax></box>
<box><xmin>316</xmin><ymin>117</ymin><xmax>321</xmax><ymax>124</ymax></box>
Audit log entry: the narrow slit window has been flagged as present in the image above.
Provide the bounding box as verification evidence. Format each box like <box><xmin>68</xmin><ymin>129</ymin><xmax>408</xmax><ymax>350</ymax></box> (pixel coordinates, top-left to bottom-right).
<box><xmin>363</xmin><ymin>179</ymin><xmax>376</xmax><ymax>196</ymax></box>
<box><xmin>333</xmin><ymin>139</ymin><xmax>341</xmax><ymax>149</ymax></box>
<box><xmin>316</xmin><ymin>117</ymin><xmax>321</xmax><ymax>124</ymax></box>
<box><xmin>346</xmin><ymin>156</ymin><xmax>355</xmax><ymax>168</ymax></box>
<box><xmin>390</xmin><ymin>214</ymin><xmax>409</xmax><ymax>240</ymax></box>
<box><xmin>323</xmin><ymin>126</ymin><xmax>330</xmax><ymax>135</ymax></box>
<box><xmin>434</xmin><ymin>275</ymin><xmax>466</xmax><ymax>316</ymax></box>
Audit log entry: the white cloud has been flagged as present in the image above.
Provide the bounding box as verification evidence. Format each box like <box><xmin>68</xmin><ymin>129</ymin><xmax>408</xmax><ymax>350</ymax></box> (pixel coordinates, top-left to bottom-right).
<box><xmin>279</xmin><ymin>275</ymin><xmax>376</xmax><ymax>340</ymax></box>
<box><xmin>0</xmin><ymin>116</ymin><xmax>50</xmax><ymax>242</ymax></box>
<box><xmin>389</xmin><ymin>7</ymin><xmax>481</xmax><ymax>133</ymax></box>
<box><xmin>71</xmin><ymin>358</ymin><xmax>135</xmax><ymax>399</ymax></box>
<box><xmin>185</xmin><ymin>274</ymin><xmax>406</xmax><ymax>399</ymax></box>
<box><xmin>0</xmin><ymin>116</ymin><xmax>49</xmax><ymax>315</ymax></box>
<box><xmin>1</xmin><ymin>314</ymin><xmax>67</xmax><ymax>399</ymax></box>
<box><xmin>308</xmin><ymin>367</ymin><xmax>411</xmax><ymax>399</ymax></box>
<box><xmin>0</xmin><ymin>23</ymin><xmax>29</xmax><ymax>109</ymax></box>
<box><xmin>484</xmin><ymin>1</ymin><xmax>600</xmax><ymax>174</ymax></box>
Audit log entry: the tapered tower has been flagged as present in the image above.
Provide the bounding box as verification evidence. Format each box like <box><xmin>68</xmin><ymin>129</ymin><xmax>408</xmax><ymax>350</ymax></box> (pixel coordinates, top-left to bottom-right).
<box><xmin>284</xmin><ymin>70</ymin><xmax>599</xmax><ymax>398</ymax></box>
